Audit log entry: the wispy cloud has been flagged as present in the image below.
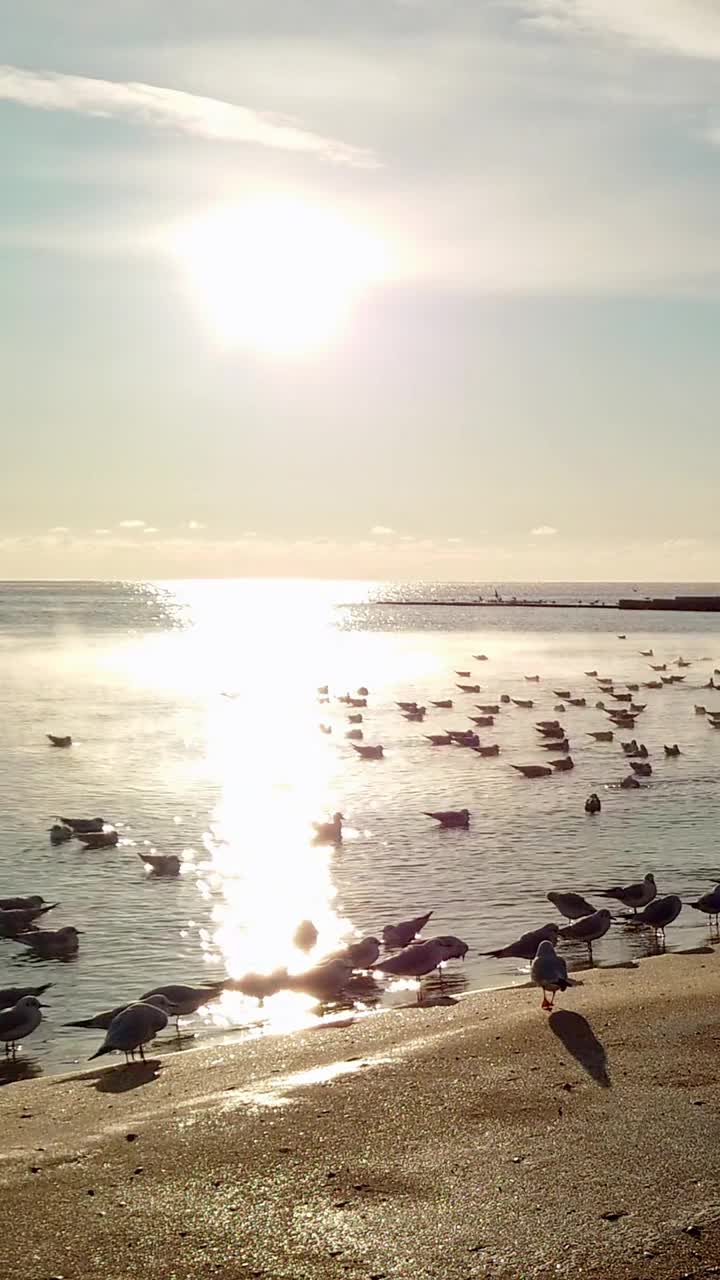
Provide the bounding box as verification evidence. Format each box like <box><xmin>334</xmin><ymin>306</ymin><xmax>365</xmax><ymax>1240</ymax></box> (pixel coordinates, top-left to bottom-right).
<box><xmin>48</xmin><ymin>525</ymin><xmax>69</xmax><ymax>534</ymax></box>
<box><xmin>531</xmin><ymin>525</ymin><xmax>559</xmax><ymax>536</ymax></box>
<box><xmin>187</xmin><ymin>520</ymin><xmax>206</xmax><ymax>530</ymax></box>
<box><xmin>663</xmin><ymin>536</ymin><xmax>703</xmax><ymax>549</ymax></box>
<box><xmin>522</xmin><ymin>2</ymin><xmax>720</xmax><ymax>61</ymax></box>
<box><xmin>118</xmin><ymin>519</ymin><xmax>146</xmax><ymax>529</ymax></box>
<box><xmin>143</xmin><ymin>526</ymin><xmax>159</xmax><ymax>535</ymax></box>
<box><xmin>371</xmin><ymin>525</ymin><xmax>395</xmax><ymax>535</ymax></box>
<box><xmin>0</xmin><ymin>66</ymin><xmax>377</xmax><ymax>168</ymax></box>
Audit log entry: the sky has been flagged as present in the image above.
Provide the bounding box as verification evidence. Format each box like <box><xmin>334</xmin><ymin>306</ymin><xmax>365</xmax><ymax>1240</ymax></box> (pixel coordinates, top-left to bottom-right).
<box><xmin>3</xmin><ymin>0</ymin><xmax>720</xmax><ymax>581</ymax></box>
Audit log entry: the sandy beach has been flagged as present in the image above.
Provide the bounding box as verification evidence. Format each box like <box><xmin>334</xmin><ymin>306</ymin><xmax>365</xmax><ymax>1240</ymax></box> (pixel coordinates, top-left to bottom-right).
<box><xmin>2</xmin><ymin>948</ymin><xmax>720</xmax><ymax>1279</ymax></box>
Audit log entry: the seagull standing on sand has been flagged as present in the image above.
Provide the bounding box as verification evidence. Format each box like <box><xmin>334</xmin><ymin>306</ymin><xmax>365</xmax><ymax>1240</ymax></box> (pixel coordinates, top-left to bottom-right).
<box><xmin>0</xmin><ymin>995</ymin><xmax>48</xmax><ymax>1057</ymax></box>
<box><xmin>558</xmin><ymin>909</ymin><xmax>612</xmax><ymax>960</ymax></box>
<box><xmin>530</xmin><ymin>940</ymin><xmax>568</xmax><ymax>1011</ymax></box>
<box><xmin>89</xmin><ymin>996</ymin><xmax>172</xmax><ymax>1063</ymax></box>
<box><xmin>689</xmin><ymin>886</ymin><xmax>720</xmax><ymax>927</ymax></box>
<box><xmin>597</xmin><ymin>873</ymin><xmax>656</xmax><ymax>913</ymax></box>
<box><xmin>547</xmin><ymin>891</ymin><xmax>599</xmax><ymax>921</ymax></box>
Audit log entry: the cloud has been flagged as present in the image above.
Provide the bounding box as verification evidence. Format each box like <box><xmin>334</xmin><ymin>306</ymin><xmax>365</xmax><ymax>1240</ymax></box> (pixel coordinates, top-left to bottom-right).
<box><xmin>371</xmin><ymin>525</ymin><xmax>395</xmax><ymax>535</ymax></box>
<box><xmin>531</xmin><ymin>525</ymin><xmax>559</xmax><ymax>536</ymax></box>
<box><xmin>522</xmin><ymin>1</ymin><xmax>720</xmax><ymax>61</ymax></box>
<box><xmin>446</xmin><ymin>536</ymin><xmax>463</xmax><ymax>544</ymax></box>
<box><xmin>0</xmin><ymin>66</ymin><xmax>377</xmax><ymax>168</ymax></box>
<box><xmin>94</xmin><ymin>528</ymin><xmax>110</xmax><ymax>535</ymax></box>
<box><xmin>187</xmin><ymin>520</ymin><xmax>206</xmax><ymax>530</ymax></box>
<box><xmin>243</xmin><ymin>531</ymin><xmax>258</xmax><ymax>538</ymax></box>
<box><xmin>143</xmin><ymin>527</ymin><xmax>159</xmax><ymax>535</ymax></box>
<box><xmin>118</xmin><ymin>519</ymin><xmax>146</xmax><ymax>528</ymax></box>
<box><xmin>662</xmin><ymin>536</ymin><xmax>703</xmax><ymax>549</ymax></box>
<box><xmin>48</xmin><ymin>526</ymin><xmax>69</xmax><ymax>534</ymax></box>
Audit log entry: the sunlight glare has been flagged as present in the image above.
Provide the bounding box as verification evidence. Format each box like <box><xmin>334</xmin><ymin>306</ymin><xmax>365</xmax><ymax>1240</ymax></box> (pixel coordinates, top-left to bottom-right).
<box><xmin>172</xmin><ymin>198</ymin><xmax>388</xmax><ymax>353</ymax></box>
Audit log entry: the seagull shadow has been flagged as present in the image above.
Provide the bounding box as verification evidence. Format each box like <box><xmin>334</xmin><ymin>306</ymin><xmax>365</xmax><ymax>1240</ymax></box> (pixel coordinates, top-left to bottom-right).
<box><xmin>548</xmin><ymin>1011</ymin><xmax>611</xmax><ymax>1088</ymax></box>
<box><xmin>0</xmin><ymin>1056</ymin><xmax>42</xmax><ymax>1086</ymax></box>
<box><xmin>90</xmin><ymin>1059</ymin><xmax>163</xmax><ymax>1093</ymax></box>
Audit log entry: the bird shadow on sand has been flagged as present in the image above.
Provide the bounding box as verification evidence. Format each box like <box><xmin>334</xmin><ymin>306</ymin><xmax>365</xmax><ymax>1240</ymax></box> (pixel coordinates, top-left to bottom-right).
<box><xmin>549</xmin><ymin>1011</ymin><xmax>610</xmax><ymax>1088</ymax></box>
<box><xmin>89</xmin><ymin>1059</ymin><xmax>163</xmax><ymax>1093</ymax></box>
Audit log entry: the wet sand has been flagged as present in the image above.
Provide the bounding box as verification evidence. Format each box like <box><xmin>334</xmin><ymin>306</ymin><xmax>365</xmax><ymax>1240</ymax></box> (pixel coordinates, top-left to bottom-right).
<box><xmin>3</xmin><ymin>949</ymin><xmax>720</xmax><ymax>1279</ymax></box>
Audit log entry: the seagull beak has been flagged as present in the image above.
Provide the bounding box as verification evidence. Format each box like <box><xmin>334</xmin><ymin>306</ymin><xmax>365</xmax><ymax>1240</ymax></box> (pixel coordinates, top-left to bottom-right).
<box><xmin>38</xmin><ymin>1002</ymin><xmax>50</xmax><ymax>1008</ymax></box>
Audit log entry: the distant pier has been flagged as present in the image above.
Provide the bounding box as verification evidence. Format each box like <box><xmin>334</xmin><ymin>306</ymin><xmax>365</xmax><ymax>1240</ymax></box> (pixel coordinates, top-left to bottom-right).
<box><xmin>369</xmin><ymin>596</ymin><xmax>720</xmax><ymax>613</ymax></box>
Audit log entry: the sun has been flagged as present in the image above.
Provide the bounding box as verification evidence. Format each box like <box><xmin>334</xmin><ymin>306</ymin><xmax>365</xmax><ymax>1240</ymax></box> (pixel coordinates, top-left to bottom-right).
<box><xmin>172</xmin><ymin>197</ymin><xmax>387</xmax><ymax>354</ymax></box>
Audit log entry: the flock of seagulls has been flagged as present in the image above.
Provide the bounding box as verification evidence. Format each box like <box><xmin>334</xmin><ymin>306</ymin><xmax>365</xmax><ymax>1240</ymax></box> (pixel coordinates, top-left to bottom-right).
<box><xmin>9</xmin><ymin>637</ymin><xmax>716</xmax><ymax>1065</ymax></box>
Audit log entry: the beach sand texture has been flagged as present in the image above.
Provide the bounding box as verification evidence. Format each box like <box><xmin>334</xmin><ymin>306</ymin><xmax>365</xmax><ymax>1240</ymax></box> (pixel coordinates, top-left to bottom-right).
<box><xmin>3</xmin><ymin>948</ymin><xmax>720</xmax><ymax>1278</ymax></box>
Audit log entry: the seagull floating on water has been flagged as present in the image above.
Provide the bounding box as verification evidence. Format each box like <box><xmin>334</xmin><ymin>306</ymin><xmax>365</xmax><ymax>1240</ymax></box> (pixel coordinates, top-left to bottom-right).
<box><xmin>14</xmin><ymin>925</ymin><xmax>82</xmax><ymax>958</ymax></box>
<box><xmin>0</xmin><ymin>895</ymin><xmax>47</xmax><ymax>911</ymax></box>
<box><xmin>423</xmin><ymin>809</ymin><xmax>470</xmax><ymax>828</ymax></box>
<box><xmin>59</xmin><ymin>817</ymin><xmax>105</xmax><ymax>833</ymax></box>
<box><xmin>49</xmin><ymin>823</ymin><xmax>73</xmax><ymax>844</ymax></box>
<box><xmin>585</xmin><ymin>793</ymin><xmax>602</xmax><ymax>814</ymax></box>
<box><xmin>313</xmin><ymin>813</ymin><xmax>343</xmax><ymax>843</ymax></box>
<box><xmin>47</xmin><ymin>734</ymin><xmax>72</xmax><ymax>748</ymax></box>
<box><xmin>0</xmin><ymin>904</ymin><xmax>57</xmax><ymax>937</ymax></box>
<box><xmin>137</xmin><ymin>852</ymin><xmax>181</xmax><ymax>876</ymax></box>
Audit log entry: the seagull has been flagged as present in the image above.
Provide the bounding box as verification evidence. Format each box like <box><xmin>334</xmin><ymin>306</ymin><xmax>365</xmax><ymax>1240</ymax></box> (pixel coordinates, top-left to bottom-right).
<box><xmin>536</xmin><ymin>720</ymin><xmax>560</xmax><ymax>728</ymax></box>
<box><xmin>80</xmin><ymin>829</ymin><xmax>119</xmax><ymax>849</ymax></box>
<box><xmin>319</xmin><ymin>724</ymin><xmax>332</xmax><ymax>735</ymax></box>
<box><xmin>90</xmin><ymin>996</ymin><xmax>172</xmax><ymax>1063</ymax></box>
<box><xmin>511</xmin><ymin>765</ymin><xmax>552</xmax><ymax>778</ymax></box>
<box><xmin>224</xmin><ymin>969</ymin><xmax>289</xmax><ymax>1002</ymax></box>
<box><xmin>65</xmin><ymin>992</ymin><xmax>173</xmax><ymax>1031</ymax></box>
<box><xmin>511</xmin><ymin>699</ymin><xmax>534</xmax><ymax>708</ymax></box>
<box><xmin>357</xmin><ymin>687</ymin><xmax>369</xmax><ymax>696</ymax></box>
<box><xmin>553</xmin><ymin>690</ymin><xmax>571</xmax><ymax>699</ymax></box>
<box><xmin>371</xmin><ymin>939</ymin><xmax>454</xmax><ymax>993</ymax></box>
<box><xmin>689</xmin><ymin>886</ymin><xmax>720</xmax><ymax>927</ymax></box>
<box><xmin>596</xmin><ymin>874</ymin><xmax>657</xmax><ymax>911</ymax></box>
<box><xmin>558</xmin><ymin>909</ymin><xmax>612</xmax><ymax>958</ymax></box>
<box><xmin>402</xmin><ymin>707</ymin><xmax>427</xmax><ymax>721</ymax></box>
<box><xmin>585</xmin><ymin>793</ymin><xmax>602</xmax><ymax>814</ymax></box>
<box><xmin>550</xmin><ymin>756</ymin><xmax>574</xmax><ymax>771</ymax></box>
<box><xmin>585</xmin><ymin>670</ymin><xmax>598</xmax><ymax>676</ymax></box>
<box><xmin>473</xmin><ymin>744</ymin><xmax>500</xmax><ymax>756</ymax></box>
<box><xmin>426</xmin><ymin>733</ymin><xmax>452</xmax><ymax>746</ymax></box>
<box><xmin>473</xmin><ymin>654</ymin><xmax>489</xmax><ymax>661</ymax></box>
<box><xmin>0</xmin><ymin>995</ymin><xmax>48</xmax><ymax>1058</ymax></box>
<box><xmin>625</xmin><ymin>894</ymin><xmax>682</xmax><ymax>940</ymax></box>
<box><xmin>348</xmin><ymin>713</ymin><xmax>363</xmax><ymax>723</ymax></box>
<box><xmin>469</xmin><ymin>715</ymin><xmax>494</xmax><ymax>727</ymax></box>
<box><xmin>287</xmin><ymin>958</ymin><xmax>353</xmax><ymax>1002</ymax></box>
<box><xmin>547</xmin><ymin>891</ymin><xmax>598</xmax><ymax>921</ymax></box>
<box><xmin>0</xmin><ymin>904</ymin><xmax>58</xmax><ymax>937</ymax></box>
<box><xmin>352</xmin><ymin>744</ymin><xmax>383</xmax><ymax>759</ymax></box>
<box><xmin>0</xmin><ymin>983</ymin><xmax>51</xmax><ymax>1009</ymax></box>
<box><xmin>535</xmin><ymin>725</ymin><xmax>565</xmax><ymax>738</ymax></box>
<box><xmin>425</xmin><ymin>934</ymin><xmax>468</xmax><ymax>960</ymax></box>
<box><xmin>0</xmin><ymin>895</ymin><xmax>47</xmax><ymax>911</ymax></box>
<box><xmin>346</xmin><ymin>729</ymin><xmax>363</xmax><ymax>740</ymax></box>
<box><xmin>620</xmin><ymin>775</ymin><xmax>642</xmax><ymax>789</ymax></box>
<box><xmin>430</xmin><ymin>699</ymin><xmax>453</xmax><ymax>709</ymax></box>
<box><xmin>14</xmin><ymin>925</ymin><xmax>82</xmax><ymax>957</ymax></box>
<box><xmin>49</xmin><ymin>823</ymin><xmax>73</xmax><ymax>844</ymax></box>
<box><xmin>382</xmin><ymin>911</ymin><xmax>432</xmax><ymax>949</ymax></box>
<box><xmin>457</xmin><ymin>684</ymin><xmax>481</xmax><ymax>693</ymax></box>
<box><xmin>524</xmin><ymin>675</ymin><xmax>540</xmax><ymax>682</ymax></box>
<box><xmin>137</xmin><ymin>852</ymin><xmax>181</xmax><ymax>876</ymax></box>
<box><xmin>568</xmin><ymin>697</ymin><xmax>586</xmax><ymax>707</ymax></box>
<box><xmin>312</xmin><ymin>813</ymin><xmax>343</xmax><ymax>843</ymax></box>
<box><xmin>423</xmin><ymin>809</ymin><xmax>470</xmax><ymax>828</ymax></box>
<box><xmin>630</xmin><ymin>761</ymin><xmax>652</xmax><ymax>777</ymax></box>
<box><xmin>47</xmin><ymin>734</ymin><xmax>72</xmax><ymax>748</ymax></box>
<box><xmin>530</xmin><ymin>940</ymin><xmax>568</xmax><ymax>1011</ymax></box>
<box><xmin>140</xmin><ymin>982</ymin><xmax>223</xmax><ymax>1029</ymax></box>
<box><xmin>293</xmin><ymin>920</ymin><xmax>318</xmax><ymax>951</ymax></box>
<box><xmin>59</xmin><ymin>817</ymin><xmax>105</xmax><ymax>833</ymax></box>
<box><xmin>333</xmin><ymin>936</ymin><xmax>381</xmax><ymax>968</ymax></box>
<box><xmin>639</xmin><ymin>649</ymin><xmax>653</xmax><ymax>657</ymax></box>
<box><xmin>456</xmin><ymin>670</ymin><xmax>471</xmax><ymax>677</ymax></box>
<box><xmin>664</xmin><ymin>744</ymin><xmax>681</xmax><ymax>757</ymax></box>
<box><xmin>482</xmin><ymin>923</ymin><xmax>560</xmax><ymax>960</ymax></box>
<box><xmin>396</xmin><ymin>701</ymin><xmax>417</xmax><ymax>711</ymax></box>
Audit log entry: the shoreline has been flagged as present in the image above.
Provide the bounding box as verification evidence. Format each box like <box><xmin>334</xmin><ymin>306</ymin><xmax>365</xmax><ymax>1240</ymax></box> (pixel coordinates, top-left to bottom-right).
<box><xmin>4</xmin><ymin>948</ymin><xmax>720</xmax><ymax>1277</ymax></box>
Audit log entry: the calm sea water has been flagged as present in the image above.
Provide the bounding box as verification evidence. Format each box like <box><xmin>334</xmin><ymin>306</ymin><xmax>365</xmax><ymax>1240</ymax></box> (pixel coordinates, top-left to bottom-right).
<box><xmin>2</xmin><ymin>578</ymin><xmax>720</xmax><ymax>1079</ymax></box>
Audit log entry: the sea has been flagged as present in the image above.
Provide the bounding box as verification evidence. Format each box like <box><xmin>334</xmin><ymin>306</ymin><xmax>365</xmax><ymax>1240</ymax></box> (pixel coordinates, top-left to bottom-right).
<box><xmin>2</xmin><ymin>578</ymin><xmax>720</xmax><ymax>1080</ymax></box>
